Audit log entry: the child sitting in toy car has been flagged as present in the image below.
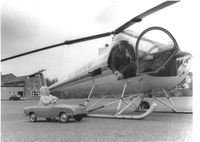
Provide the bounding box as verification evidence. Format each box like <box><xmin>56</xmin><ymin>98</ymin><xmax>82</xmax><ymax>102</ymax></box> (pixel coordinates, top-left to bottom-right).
<box><xmin>39</xmin><ymin>86</ymin><xmax>58</xmax><ymax>106</ymax></box>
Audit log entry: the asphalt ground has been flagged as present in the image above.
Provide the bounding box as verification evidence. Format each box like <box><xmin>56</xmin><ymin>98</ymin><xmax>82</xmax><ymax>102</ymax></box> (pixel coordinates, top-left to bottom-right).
<box><xmin>1</xmin><ymin>97</ymin><xmax>192</xmax><ymax>142</ymax></box>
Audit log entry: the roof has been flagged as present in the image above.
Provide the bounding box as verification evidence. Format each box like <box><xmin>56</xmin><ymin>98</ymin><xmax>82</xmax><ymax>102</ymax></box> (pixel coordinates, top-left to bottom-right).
<box><xmin>4</xmin><ymin>76</ymin><xmax>26</xmax><ymax>84</ymax></box>
<box><xmin>1</xmin><ymin>73</ymin><xmax>16</xmax><ymax>80</ymax></box>
<box><xmin>1</xmin><ymin>84</ymin><xmax>24</xmax><ymax>87</ymax></box>
<box><xmin>1</xmin><ymin>73</ymin><xmax>26</xmax><ymax>85</ymax></box>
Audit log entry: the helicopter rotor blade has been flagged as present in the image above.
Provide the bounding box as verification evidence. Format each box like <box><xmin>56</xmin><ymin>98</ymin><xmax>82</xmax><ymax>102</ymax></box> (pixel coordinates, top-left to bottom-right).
<box><xmin>1</xmin><ymin>43</ymin><xmax>66</xmax><ymax>62</ymax></box>
<box><xmin>113</xmin><ymin>0</ymin><xmax>179</xmax><ymax>34</ymax></box>
<box><xmin>64</xmin><ymin>32</ymin><xmax>112</xmax><ymax>45</ymax></box>
<box><xmin>1</xmin><ymin>0</ymin><xmax>179</xmax><ymax>62</ymax></box>
<box><xmin>1</xmin><ymin>32</ymin><xmax>112</xmax><ymax>62</ymax></box>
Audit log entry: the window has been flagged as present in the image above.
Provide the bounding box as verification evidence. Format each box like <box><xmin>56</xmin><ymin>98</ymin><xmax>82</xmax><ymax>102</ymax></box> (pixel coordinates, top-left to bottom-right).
<box><xmin>135</xmin><ymin>27</ymin><xmax>177</xmax><ymax>74</ymax></box>
<box><xmin>108</xmin><ymin>40</ymin><xmax>135</xmax><ymax>69</ymax></box>
<box><xmin>18</xmin><ymin>91</ymin><xmax>24</xmax><ymax>97</ymax></box>
<box><xmin>31</xmin><ymin>90</ymin><xmax>40</xmax><ymax>96</ymax></box>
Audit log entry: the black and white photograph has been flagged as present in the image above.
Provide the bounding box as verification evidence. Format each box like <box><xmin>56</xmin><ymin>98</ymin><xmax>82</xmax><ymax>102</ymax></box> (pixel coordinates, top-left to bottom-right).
<box><xmin>1</xmin><ymin>0</ymin><xmax>199</xmax><ymax>141</ymax></box>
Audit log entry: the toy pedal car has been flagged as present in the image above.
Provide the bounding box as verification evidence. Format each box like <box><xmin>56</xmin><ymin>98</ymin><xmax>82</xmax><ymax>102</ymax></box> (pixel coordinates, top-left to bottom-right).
<box><xmin>24</xmin><ymin>104</ymin><xmax>87</xmax><ymax>123</ymax></box>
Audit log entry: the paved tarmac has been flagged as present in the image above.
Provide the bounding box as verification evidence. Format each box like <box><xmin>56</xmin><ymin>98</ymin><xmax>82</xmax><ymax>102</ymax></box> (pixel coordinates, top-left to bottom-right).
<box><xmin>1</xmin><ymin>97</ymin><xmax>192</xmax><ymax>142</ymax></box>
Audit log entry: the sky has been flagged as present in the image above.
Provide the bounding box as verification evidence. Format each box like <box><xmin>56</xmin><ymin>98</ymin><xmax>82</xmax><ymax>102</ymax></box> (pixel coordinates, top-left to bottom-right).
<box><xmin>1</xmin><ymin>0</ymin><xmax>200</xmax><ymax>80</ymax></box>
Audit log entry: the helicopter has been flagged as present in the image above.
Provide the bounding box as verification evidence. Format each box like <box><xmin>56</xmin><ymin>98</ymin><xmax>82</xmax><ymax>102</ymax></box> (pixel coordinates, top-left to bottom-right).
<box><xmin>1</xmin><ymin>0</ymin><xmax>192</xmax><ymax>119</ymax></box>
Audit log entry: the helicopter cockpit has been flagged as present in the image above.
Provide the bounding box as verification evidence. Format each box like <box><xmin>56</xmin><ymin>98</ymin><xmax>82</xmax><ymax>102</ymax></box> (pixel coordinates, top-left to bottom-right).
<box><xmin>107</xmin><ymin>27</ymin><xmax>179</xmax><ymax>78</ymax></box>
<box><xmin>135</xmin><ymin>27</ymin><xmax>178</xmax><ymax>76</ymax></box>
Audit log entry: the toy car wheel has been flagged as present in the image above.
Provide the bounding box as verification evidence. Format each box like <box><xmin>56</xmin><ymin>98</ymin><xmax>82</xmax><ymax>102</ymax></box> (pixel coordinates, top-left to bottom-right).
<box><xmin>140</xmin><ymin>101</ymin><xmax>150</xmax><ymax>109</ymax></box>
<box><xmin>29</xmin><ymin>112</ymin><xmax>37</xmax><ymax>122</ymax></box>
<box><xmin>74</xmin><ymin>115</ymin><xmax>83</xmax><ymax>121</ymax></box>
<box><xmin>45</xmin><ymin>118</ymin><xmax>52</xmax><ymax>121</ymax></box>
<box><xmin>59</xmin><ymin>113</ymin><xmax>69</xmax><ymax>123</ymax></box>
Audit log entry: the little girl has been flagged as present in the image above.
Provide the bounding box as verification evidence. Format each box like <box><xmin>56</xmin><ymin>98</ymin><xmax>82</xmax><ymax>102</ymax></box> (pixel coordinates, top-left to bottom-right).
<box><xmin>38</xmin><ymin>86</ymin><xmax>58</xmax><ymax>106</ymax></box>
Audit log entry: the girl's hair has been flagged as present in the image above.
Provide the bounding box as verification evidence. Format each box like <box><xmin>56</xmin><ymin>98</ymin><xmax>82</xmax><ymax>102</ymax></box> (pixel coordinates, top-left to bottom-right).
<box><xmin>39</xmin><ymin>86</ymin><xmax>49</xmax><ymax>96</ymax></box>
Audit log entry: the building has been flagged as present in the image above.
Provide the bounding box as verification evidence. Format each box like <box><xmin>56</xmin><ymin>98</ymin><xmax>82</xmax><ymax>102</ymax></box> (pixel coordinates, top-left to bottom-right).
<box><xmin>1</xmin><ymin>71</ymin><xmax>46</xmax><ymax>100</ymax></box>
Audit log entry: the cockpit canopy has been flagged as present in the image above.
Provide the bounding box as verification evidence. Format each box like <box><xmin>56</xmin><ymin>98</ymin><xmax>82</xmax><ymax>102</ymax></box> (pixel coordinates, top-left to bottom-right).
<box><xmin>107</xmin><ymin>40</ymin><xmax>135</xmax><ymax>70</ymax></box>
<box><xmin>107</xmin><ymin>27</ymin><xmax>178</xmax><ymax>76</ymax></box>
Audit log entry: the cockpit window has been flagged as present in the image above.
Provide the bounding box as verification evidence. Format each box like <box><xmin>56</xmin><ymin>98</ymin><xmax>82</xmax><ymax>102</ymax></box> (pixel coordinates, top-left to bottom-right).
<box><xmin>107</xmin><ymin>40</ymin><xmax>136</xmax><ymax>76</ymax></box>
<box><xmin>138</xmin><ymin>37</ymin><xmax>174</xmax><ymax>58</ymax></box>
<box><xmin>135</xmin><ymin>27</ymin><xmax>177</xmax><ymax>74</ymax></box>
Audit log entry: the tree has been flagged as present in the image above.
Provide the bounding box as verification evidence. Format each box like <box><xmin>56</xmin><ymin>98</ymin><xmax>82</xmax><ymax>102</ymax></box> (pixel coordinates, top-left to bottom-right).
<box><xmin>45</xmin><ymin>78</ymin><xmax>58</xmax><ymax>87</ymax></box>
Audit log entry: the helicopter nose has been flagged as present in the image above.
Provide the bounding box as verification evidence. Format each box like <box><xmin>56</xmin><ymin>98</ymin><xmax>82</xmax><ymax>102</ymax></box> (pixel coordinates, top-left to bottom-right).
<box><xmin>176</xmin><ymin>55</ymin><xmax>192</xmax><ymax>77</ymax></box>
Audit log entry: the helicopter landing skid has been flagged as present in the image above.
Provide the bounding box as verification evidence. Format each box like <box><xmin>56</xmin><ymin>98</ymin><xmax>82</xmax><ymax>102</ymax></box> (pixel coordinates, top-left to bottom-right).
<box><xmin>84</xmin><ymin>82</ymin><xmax>157</xmax><ymax>120</ymax></box>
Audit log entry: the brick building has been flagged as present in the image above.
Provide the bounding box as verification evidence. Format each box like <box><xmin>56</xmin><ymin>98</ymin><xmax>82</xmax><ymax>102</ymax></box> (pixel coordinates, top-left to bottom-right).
<box><xmin>1</xmin><ymin>71</ymin><xmax>46</xmax><ymax>100</ymax></box>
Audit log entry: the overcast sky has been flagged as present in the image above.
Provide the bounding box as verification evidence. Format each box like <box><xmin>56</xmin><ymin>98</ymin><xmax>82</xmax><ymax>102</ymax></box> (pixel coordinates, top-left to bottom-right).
<box><xmin>1</xmin><ymin>0</ymin><xmax>199</xmax><ymax>80</ymax></box>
